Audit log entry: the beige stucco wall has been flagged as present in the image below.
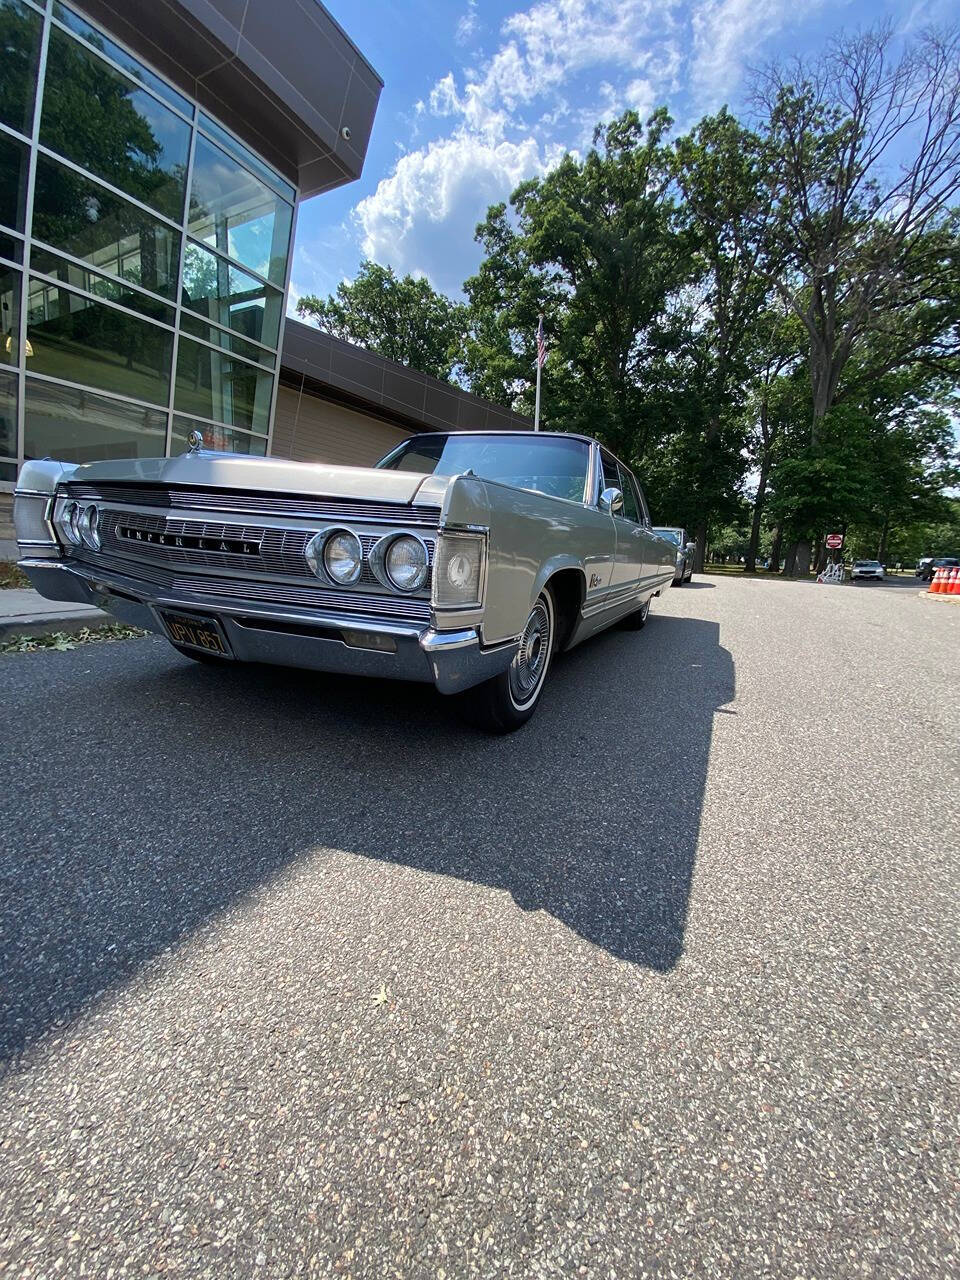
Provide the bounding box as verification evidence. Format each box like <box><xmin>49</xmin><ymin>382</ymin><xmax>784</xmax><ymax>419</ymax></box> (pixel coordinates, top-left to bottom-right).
<box><xmin>271</xmin><ymin>383</ymin><xmax>410</xmax><ymax>467</ymax></box>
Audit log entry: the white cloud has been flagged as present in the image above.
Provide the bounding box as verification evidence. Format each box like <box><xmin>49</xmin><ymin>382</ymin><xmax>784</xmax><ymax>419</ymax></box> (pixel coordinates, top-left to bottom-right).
<box><xmin>355</xmin><ymin>133</ymin><xmax>559</xmax><ymax>295</ymax></box>
<box><xmin>689</xmin><ymin>0</ymin><xmax>836</xmax><ymax>108</ymax></box>
<box><xmin>456</xmin><ymin>0</ymin><xmax>479</xmax><ymax>45</ymax></box>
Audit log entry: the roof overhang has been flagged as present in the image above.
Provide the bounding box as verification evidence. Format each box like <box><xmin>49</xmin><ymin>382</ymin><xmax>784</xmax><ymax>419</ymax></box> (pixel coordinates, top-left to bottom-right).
<box><xmin>280</xmin><ymin>320</ymin><xmax>535</xmax><ymax>435</ymax></box>
<box><xmin>74</xmin><ymin>0</ymin><xmax>382</xmax><ymax>196</ymax></box>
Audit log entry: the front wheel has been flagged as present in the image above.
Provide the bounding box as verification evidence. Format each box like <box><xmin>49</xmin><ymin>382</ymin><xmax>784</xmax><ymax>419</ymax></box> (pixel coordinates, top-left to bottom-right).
<box><xmin>456</xmin><ymin>588</ymin><xmax>556</xmax><ymax>733</ymax></box>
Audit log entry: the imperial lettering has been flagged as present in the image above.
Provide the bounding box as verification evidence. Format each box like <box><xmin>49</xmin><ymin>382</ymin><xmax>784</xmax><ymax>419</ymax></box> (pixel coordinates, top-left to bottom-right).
<box><xmin>116</xmin><ymin>525</ymin><xmax>261</xmax><ymax>556</ymax></box>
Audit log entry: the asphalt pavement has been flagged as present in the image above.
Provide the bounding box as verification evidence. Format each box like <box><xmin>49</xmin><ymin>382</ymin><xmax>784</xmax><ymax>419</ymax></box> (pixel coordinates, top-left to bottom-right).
<box><xmin>1</xmin><ymin>575</ymin><xmax>957</xmax><ymax>1278</ymax></box>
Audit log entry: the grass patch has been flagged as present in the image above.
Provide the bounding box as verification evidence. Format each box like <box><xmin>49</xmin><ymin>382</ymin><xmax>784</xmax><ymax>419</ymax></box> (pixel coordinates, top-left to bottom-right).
<box><xmin>1</xmin><ymin>623</ymin><xmax>147</xmax><ymax>655</ymax></box>
<box><xmin>0</xmin><ymin>561</ymin><xmax>30</xmax><ymax>590</ymax></box>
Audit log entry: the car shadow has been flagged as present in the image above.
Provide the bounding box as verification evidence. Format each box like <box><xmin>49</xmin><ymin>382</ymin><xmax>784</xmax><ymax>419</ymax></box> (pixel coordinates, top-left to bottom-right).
<box><xmin>0</xmin><ymin>615</ymin><xmax>734</xmax><ymax>1061</ymax></box>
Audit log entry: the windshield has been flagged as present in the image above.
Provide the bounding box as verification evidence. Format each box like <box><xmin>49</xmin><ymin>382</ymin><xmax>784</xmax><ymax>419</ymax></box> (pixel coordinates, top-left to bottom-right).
<box><xmin>377</xmin><ymin>433</ymin><xmax>591</xmax><ymax>502</ymax></box>
<box><xmin>653</xmin><ymin>528</ymin><xmax>681</xmax><ymax>545</ymax></box>
<box><xmin>856</xmin><ymin>561</ymin><xmax>880</xmax><ymax>567</ymax></box>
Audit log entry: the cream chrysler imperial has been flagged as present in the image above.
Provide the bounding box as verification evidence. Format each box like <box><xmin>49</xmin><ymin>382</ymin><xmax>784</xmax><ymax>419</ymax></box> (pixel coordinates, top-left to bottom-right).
<box><xmin>14</xmin><ymin>431</ymin><xmax>675</xmax><ymax>732</ymax></box>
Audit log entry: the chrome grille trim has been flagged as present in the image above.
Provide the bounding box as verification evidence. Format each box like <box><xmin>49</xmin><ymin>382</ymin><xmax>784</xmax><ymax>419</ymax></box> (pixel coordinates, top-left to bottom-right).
<box><xmin>65</xmin><ymin>482</ymin><xmax>438</xmax><ymax>527</ymax></box>
<box><xmin>93</xmin><ymin>508</ymin><xmax>434</xmax><ymax>590</ymax></box>
<box><xmin>71</xmin><ymin>549</ymin><xmax>432</xmax><ymax>622</ymax></box>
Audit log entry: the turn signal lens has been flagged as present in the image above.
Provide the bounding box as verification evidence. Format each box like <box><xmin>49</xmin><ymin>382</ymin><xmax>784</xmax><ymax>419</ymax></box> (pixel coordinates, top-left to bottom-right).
<box><xmin>385</xmin><ymin>535</ymin><xmax>428</xmax><ymax>592</ymax></box>
<box><xmin>433</xmin><ymin>532</ymin><xmax>485</xmax><ymax>609</ymax></box>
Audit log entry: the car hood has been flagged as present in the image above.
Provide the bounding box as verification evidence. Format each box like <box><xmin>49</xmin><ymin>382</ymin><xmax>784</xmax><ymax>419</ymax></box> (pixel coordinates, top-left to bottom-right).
<box><xmin>69</xmin><ymin>453</ymin><xmax>449</xmax><ymax>508</ymax></box>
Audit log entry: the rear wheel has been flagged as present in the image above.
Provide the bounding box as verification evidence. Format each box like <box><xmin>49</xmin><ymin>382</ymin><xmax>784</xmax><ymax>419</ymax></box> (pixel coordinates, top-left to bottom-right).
<box><xmin>618</xmin><ymin>597</ymin><xmax>650</xmax><ymax>630</ymax></box>
<box><xmin>457</xmin><ymin>588</ymin><xmax>556</xmax><ymax>733</ymax></box>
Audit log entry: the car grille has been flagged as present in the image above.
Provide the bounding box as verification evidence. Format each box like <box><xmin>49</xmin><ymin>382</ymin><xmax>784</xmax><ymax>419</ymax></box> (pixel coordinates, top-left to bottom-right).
<box><xmin>72</xmin><ymin>548</ymin><xmax>432</xmax><ymax>623</ymax></box>
<box><xmin>65</xmin><ymin>481</ymin><xmax>438</xmax><ymax>527</ymax></box>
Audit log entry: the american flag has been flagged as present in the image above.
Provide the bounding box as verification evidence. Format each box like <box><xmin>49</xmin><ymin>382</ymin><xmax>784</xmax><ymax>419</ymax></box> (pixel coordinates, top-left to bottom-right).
<box><xmin>536</xmin><ymin>314</ymin><xmax>547</xmax><ymax>368</ymax></box>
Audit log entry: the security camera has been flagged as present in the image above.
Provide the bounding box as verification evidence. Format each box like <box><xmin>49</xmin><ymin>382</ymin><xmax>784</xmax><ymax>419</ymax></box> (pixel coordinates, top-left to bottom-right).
<box><xmin>340</xmin><ymin>125</ymin><xmax>352</xmax><ymax>141</ymax></box>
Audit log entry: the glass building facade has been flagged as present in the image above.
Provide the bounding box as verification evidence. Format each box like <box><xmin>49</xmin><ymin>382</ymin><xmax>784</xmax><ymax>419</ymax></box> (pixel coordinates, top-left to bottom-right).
<box><xmin>0</xmin><ymin>0</ymin><xmax>297</xmax><ymax>483</ymax></box>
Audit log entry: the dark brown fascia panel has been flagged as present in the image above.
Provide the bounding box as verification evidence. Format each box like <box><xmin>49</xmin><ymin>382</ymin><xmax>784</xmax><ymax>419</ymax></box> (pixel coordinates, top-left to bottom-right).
<box><xmin>280</xmin><ymin>320</ymin><xmax>535</xmax><ymax>435</ymax></box>
<box><xmin>72</xmin><ymin>0</ymin><xmax>382</xmax><ymax>196</ymax></box>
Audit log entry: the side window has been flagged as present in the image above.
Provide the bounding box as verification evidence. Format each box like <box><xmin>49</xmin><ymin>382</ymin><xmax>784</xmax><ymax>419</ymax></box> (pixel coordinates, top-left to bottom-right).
<box><xmin>617</xmin><ymin>464</ymin><xmax>640</xmax><ymax>523</ymax></box>
<box><xmin>635</xmin><ymin>479</ymin><xmax>651</xmax><ymax>526</ymax></box>
<box><xmin>600</xmin><ymin>451</ymin><xmax>619</xmax><ymax>495</ymax></box>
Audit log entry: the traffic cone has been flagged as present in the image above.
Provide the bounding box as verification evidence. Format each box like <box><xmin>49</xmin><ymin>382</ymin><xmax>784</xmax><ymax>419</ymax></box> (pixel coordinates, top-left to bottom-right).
<box><xmin>951</xmin><ymin>569</ymin><xmax>960</xmax><ymax>595</ymax></box>
<box><xmin>929</xmin><ymin>567</ymin><xmax>944</xmax><ymax>593</ymax></box>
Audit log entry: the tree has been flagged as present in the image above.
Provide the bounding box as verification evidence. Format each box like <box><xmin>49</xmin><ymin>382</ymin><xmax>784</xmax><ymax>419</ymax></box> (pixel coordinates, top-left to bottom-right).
<box><xmin>296</xmin><ymin>261</ymin><xmax>467</xmax><ymax>382</ymax></box>
<box><xmin>754</xmin><ymin>24</ymin><xmax>960</xmax><ymax>570</ymax></box>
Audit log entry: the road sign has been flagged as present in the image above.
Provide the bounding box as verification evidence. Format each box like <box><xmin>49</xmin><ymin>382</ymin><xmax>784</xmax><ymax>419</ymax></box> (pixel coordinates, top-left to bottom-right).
<box><xmin>825</xmin><ymin>533</ymin><xmax>843</xmax><ymax>549</ymax></box>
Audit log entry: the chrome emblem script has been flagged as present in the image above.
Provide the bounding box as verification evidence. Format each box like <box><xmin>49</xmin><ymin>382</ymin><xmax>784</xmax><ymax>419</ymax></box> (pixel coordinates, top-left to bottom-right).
<box><xmin>186</xmin><ymin>429</ymin><xmax>204</xmax><ymax>453</ymax></box>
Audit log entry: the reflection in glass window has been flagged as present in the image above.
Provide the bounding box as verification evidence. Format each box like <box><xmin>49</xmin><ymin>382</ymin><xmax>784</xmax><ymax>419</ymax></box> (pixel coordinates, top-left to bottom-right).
<box><xmin>41</xmin><ymin>27</ymin><xmax>191</xmax><ymax>221</ymax></box>
<box><xmin>1</xmin><ymin>263</ymin><xmax>21</xmax><ymax>366</ymax></box>
<box><xmin>172</xmin><ymin>416</ymin><xmax>267</xmax><ymax>457</ymax></box>
<box><xmin>174</xmin><ymin>337</ymin><xmax>273</xmax><ymax>433</ymax></box>
<box><xmin>0</xmin><ymin>130</ymin><xmax>29</xmax><ymax>233</ymax></box>
<box><xmin>32</xmin><ymin>153</ymin><xmax>182</xmax><ymax>299</ymax></box>
<box><xmin>181</xmin><ymin>241</ymin><xmax>282</xmax><ymax>348</ymax></box>
<box><xmin>27</xmin><ymin>277</ymin><xmax>174</xmax><ymax>406</ymax></box>
<box><xmin>617</xmin><ymin>464</ymin><xmax>640</xmax><ymax>522</ymax></box>
<box><xmin>31</xmin><ymin>246</ymin><xmax>175</xmax><ymax>325</ymax></box>
<box><xmin>52</xmin><ymin>3</ymin><xmax>194</xmax><ymax>116</ymax></box>
<box><xmin>197</xmin><ymin>113</ymin><xmax>295</xmax><ymax>201</ymax></box>
<box><xmin>180</xmin><ymin>311</ymin><xmax>275</xmax><ymax>368</ymax></box>
<box><xmin>188</xmin><ymin>135</ymin><xmax>293</xmax><ymax>287</ymax></box>
<box><xmin>0</xmin><ymin>0</ymin><xmax>43</xmax><ymax>136</ymax></box>
<box><xmin>0</xmin><ymin>368</ymin><xmax>17</xmax><ymax>459</ymax></box>
<box><xmin>25</xmin><ymin>377</ymin><xmax>167</xmax><ymax>462</ymax></box>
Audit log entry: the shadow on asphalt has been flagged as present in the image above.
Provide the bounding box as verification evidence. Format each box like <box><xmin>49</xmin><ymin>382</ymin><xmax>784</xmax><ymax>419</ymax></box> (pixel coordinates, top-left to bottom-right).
<box><xmin>0</xmin><ymin>613</ymin><xmax>734</xmax><ymax>1060</ymax></box>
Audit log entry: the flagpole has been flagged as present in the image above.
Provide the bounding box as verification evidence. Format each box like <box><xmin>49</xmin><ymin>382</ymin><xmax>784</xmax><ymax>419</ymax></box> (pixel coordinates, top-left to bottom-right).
<box><xmin>534</xmin><ymin>312</ymin><xmax>543</xmax><ymax>431</ymax></box>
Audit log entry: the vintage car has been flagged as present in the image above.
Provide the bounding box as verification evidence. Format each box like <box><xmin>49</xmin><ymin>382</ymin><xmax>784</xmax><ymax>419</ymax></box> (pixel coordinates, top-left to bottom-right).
<box><xmin>14</xmin><ymin>431</ymin><xmax>676</xmax><ymax>732</ymax></box>
<box><xmin>651</xmin><ymin>526</ymin><xmax>695</xmax><ymax>585</ymax></box>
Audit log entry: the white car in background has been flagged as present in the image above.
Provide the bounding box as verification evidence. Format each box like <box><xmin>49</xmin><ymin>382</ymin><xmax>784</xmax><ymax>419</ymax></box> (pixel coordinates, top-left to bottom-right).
<box><xmin>851</xmin><ymin>560</ymin><xmax>885</xmax><ymax>582</ymax></box>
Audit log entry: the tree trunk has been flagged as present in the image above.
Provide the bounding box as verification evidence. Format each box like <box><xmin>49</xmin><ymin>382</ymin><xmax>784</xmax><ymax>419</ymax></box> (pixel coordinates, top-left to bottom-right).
<box><xmin>693</xmin><ymin>519</ymin><xmax>707</xmax><ymax>573</ymax></box>
<box><xmin>783</xmin><ymin>542</ymin><xmax>797</xmax><ymax>576</ymax></box>
<box><xmin>794</xmin><ymin>540</ymin><xmax>812</xmax><ymax>576</ymax></box>
<box><xmin>744</xmin><ymin>451</ymin><xmax>773</xmax><ymax>573</ymax></box>
<box><xmin>878</xmin><ymin>516</ymin><xmax>889</xmax><ymax>564</ymax></box>
<box><xmin>769</xmin><ymin>525</ymin><xmax>782</xmax><ymax>573</ymax></box>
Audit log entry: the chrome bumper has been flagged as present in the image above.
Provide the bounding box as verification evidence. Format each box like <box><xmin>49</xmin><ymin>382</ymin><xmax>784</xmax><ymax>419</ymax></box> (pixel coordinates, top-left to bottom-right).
<box><xmin>18</xmin><ymin>558</ymin><xmax>517</xmax><ymax>695</ymax></box>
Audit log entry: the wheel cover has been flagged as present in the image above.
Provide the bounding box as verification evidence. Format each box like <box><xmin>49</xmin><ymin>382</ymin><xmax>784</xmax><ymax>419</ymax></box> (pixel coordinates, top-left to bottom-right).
<box><xmin>509</xmin><ymin>596</ymin><xmax>552</xmax><ymax>708</ymax></box>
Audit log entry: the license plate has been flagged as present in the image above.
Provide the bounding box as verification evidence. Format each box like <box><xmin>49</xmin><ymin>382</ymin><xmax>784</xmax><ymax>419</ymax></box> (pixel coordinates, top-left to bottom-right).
<box><xmin>159</xmin><ymin>609</ymin><xmax>232</xmax><ymax>657</ymax></box>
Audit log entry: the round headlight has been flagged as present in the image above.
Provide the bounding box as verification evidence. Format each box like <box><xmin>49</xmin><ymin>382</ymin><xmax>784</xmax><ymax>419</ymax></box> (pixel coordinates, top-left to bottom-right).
<box><xmin>57</xmin><ymin>499</ymin><xmax>81</xmax><ymax>545</ymax></box>
<box><xmin>78</xmin><ymin>503</ymin><xmax>101</xmax><ymax>550</ymax></box>
<box><xmin>305</xmin><ymin>529</ymin><xmax>363</xmax><ymax>585</ymax></box>
<box><xmin>385</xmin><ymin>535</ymin><xmax>428</xmax><ymax>592</ymax></box>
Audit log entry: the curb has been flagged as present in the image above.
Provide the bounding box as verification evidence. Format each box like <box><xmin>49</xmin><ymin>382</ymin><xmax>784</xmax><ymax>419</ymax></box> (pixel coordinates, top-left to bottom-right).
<box><xmin>0</xmin><ymin>607</ymin><xmax>110</xmax><ymax>642</ymax></box>
<box><xmin>918</xmin><ymin>591</ymin><xmax>960</xmax><ymax>603</ymax></box>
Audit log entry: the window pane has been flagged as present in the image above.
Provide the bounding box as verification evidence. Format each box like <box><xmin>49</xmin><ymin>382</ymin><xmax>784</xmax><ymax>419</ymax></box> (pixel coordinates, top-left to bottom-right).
<box><xmin>181</xmin><ymin>241</ymin><xmax>283</xmax><ymax>348</ymax></box>
<box><xmin>197</xmin><ymin>112</ymin><xmax>295</xmax><ymax>201</ymax></box>
<box><xmin>25</xmin><ymin>377</ymin><xmax>167</xmax><ymax>462</ymax></box>
<box><xmin>617</xmin><ymin>465</ymin><xmax>640</xmax><ymax>522</ymax></box>
<box><xmin>174</xmin><ymin>336</ymin><xmax>273</xmax><ymax>433</ymax></box>
<box><xmin>1</xmin><ymin>263</ymin><xmax>21</xmax><ymax>366</ymax></box>
<box><xmin>0</xmin><ymin>0</ymin><xmax>43</xmax><ymax>136</ymax></box>
<box><xmin>31</xmin><ymin>246</ymin><xmax>175</xmax><ymax>324</ymax></box>
<box><xmin>41</xmin><ymin>26</ymin><xmax>191</xmax><ymax>221</ymax></box>
<box><xmin>0</xmin><ymin>460</ymin><xmax>15</xmax><ymax>481</ymax></box>
<box><xmin>0</xmin><ymin>368</ymin><xmax>17</xmax><ymax>458</ymax></box>
<box><xmin>0</xmin><ymin>131</ymin><xmax>29</xmax><ymax>233</ymax></box>
<box><xmin>188</xmin><ymin>135</ymin><xmax>293</xmax><ymax>286</ymax></box>
<box><xmin>52</xmin><ymin>3</ymin><xmax>194</xmax><ymax>116</ymax></box>
<box><xmin>179</xmin><ymin>311</ymin><xmax>275</xmax><ymax>369</ymax></box>
<box><xmin>0</xmin><ymin>231</ymin><xmax>23</xmax><ymax>263</ymax></box>
<box><xmin>32</xmin><ymin>153</ymin><xmax>182</xmax><ymax>299</ymax></box>
<box><xmin>27</xmin><ymin>277</ymin><xmax>173</xmax><ymax>406</ymax></box>
<box><xmin>172</xmin><ymin>416</ymin><xmax>266</xmax><ymax>457</ymax></box>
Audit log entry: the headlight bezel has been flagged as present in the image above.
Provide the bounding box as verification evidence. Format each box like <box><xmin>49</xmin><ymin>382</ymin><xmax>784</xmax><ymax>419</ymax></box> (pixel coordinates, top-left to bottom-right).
<box><xmin>305</xmin><ymin>527</ymin><xmax>363</xmax><ymax>586</ymax></box>
<box><xmin>53</xmin><ymin>495</ymin><xmax>82</xmax><ymax>547</ymax></box>
<box><xmin>370</xmin><ymin>532</ymin><xmax>430</xmax><ymax>594</ymax></box>
<box><xmin>77</xmin><ymin>503</ymin><xmax>101</xmax><ymax>550</ymax></box>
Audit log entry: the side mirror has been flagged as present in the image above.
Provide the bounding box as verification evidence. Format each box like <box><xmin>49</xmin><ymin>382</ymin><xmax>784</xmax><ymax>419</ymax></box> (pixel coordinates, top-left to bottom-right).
<box><xmin>599</xmin><ymin>486</ymin><xmax>623</xmax><ymax>514</ymax></box>
<box><xmin>685</xmin><ymin>542</ymin><xmax>696</xmax><ymax>554</ymax></box>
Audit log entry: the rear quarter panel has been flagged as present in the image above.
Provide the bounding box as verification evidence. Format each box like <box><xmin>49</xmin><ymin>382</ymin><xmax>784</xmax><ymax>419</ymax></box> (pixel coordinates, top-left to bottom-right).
<box><xmin>441</xmin><ymin>475</ymin><xmax>615</xmax><ymax>646</ymax></box>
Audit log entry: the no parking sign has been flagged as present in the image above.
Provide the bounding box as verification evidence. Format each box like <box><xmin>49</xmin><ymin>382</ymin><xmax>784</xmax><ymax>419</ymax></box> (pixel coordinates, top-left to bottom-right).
<box><xmin>825</xmin><ymin>533</ymin><xmax>843</xmax><ymax>549</ymax></box>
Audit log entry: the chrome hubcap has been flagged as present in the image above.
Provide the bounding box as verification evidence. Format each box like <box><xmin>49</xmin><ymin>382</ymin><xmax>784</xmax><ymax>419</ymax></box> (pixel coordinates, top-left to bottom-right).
<box><xmin>509</xmin><ymin>598</ymin><xmax>551</xmax><ymax>705</ymax></box>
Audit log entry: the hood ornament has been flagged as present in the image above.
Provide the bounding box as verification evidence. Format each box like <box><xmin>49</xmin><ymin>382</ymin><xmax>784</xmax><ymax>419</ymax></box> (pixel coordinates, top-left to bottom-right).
<box><xmin>186</xmin><ymin>429</ymin><xmax>204</xmax><ymax>453</ymax></box>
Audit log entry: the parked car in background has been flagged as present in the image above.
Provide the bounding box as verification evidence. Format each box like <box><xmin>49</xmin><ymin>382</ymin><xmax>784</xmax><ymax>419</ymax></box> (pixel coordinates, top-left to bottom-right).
<box><xmin>917</xmin><ymin>556</ymin><xmax>958</xmax><ymax>581</ymax></box>
<box><xmin>651</xmin><ymin>527</ymin><xmax>695</xmax><ymax>584</ymax></box>
<box><xmin>851</xmin><ymin>560</ymin><xmax>885</xmax><ymax>582</ymax></box>
<box><xmin>14</xmin><ymin>431</ymin><xmax>676</xmax><ymax>733</ymax></box>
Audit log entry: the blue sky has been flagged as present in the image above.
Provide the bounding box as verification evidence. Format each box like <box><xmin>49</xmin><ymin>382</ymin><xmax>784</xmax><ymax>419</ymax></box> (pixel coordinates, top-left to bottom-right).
<box><xmin>290</xmin><ymin>0</ymin><xmax>950</xmax><ymax>311</ymax></box>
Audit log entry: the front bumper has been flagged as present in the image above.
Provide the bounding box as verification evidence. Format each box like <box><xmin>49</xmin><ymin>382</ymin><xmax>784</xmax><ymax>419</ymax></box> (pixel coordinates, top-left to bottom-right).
<box><xmin>18</xmin><ymin>557</ymin><xmax>517</xmax><ymax>695</ymax></box>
